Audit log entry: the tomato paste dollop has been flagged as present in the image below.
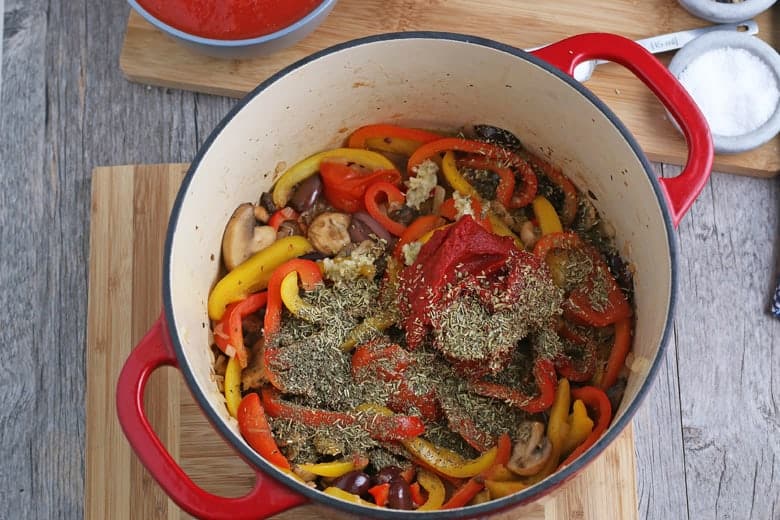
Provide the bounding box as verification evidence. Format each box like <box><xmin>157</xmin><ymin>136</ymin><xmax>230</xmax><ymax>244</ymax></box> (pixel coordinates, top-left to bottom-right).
<box><xmin>139</xmin><ymin>0</ymin><xmax>323</xmax><ymax>40</ymax></box>
<box><xmin>397</xmin><ymin>216</ymin><xmax>563</xmax><ymax>376</ymax></box>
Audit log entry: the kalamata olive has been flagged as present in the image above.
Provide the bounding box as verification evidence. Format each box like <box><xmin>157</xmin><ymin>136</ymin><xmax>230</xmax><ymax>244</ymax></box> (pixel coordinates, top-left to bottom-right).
<box><xmin>472</xmin><ymin>124</ymin><xmax>523</xmax><ymax>151</ymax></box>
<box><xmin>348</xmin><ymin>211</ymin><xmax>394</xmax><ymax>244</ymax></box>
<box><xmin>605</xmin><ymin>252</ymin><xmax>634</xmax><ymax>303</ymax></box>
<box><xmin>373</xmin><ymin>466</ymin><xmax>404</xmax><ymax>486</ymax></box>
<box><xmin>289</xmin><ymin>174</ymin><xmax>323</xmax><ymax>213</ymax></box>
<box><xmin>259</xmin><ymin>192</ymin><xmax>277</xmax><ymax>214</ymax></box>
<box><xmin>388</xmin><ymin>206</ymin><xmax>416</xmax><ymax>226</ymax></box>
<box><xmin>387</xmin><ymin>479</ymin><xmax>414</xmax><ymax>510</ymax></box>
<box><xmin>331</xmin><ymin>470</ymin><xmax>372</xmax><ymax>496</ymax></box>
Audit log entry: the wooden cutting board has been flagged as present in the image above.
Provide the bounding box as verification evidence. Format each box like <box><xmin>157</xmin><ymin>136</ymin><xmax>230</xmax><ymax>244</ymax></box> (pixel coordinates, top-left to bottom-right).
<box><xmin>85</xmin><ymin>163</ymin><xmax>638</xmax><ymax>519</ymax></box>
<box><xmin>119</xmin><ymin>1</ymin><xmax>780</xmax><ymax>177</ymax></box>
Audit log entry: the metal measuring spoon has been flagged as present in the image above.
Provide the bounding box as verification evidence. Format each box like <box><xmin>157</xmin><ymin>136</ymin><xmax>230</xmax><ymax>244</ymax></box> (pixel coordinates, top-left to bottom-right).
<box><xmin>530</xmin><ymin>20</ymin><xmax>759</xmax><ymax>82</ymax></box>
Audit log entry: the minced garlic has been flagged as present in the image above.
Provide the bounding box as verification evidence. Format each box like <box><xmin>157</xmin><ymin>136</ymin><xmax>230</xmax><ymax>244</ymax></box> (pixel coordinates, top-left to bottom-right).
<box><xmin>402</xmin><ymin>241</ymin><xmax>423</xmax><ymax>266</ymax></box>
<box><xmin>322</xmin><ymin>241</ymin><xmax>383</xmax><ymax>282</ymax></box>
<box><xmin>406</xmin><ymin>160</ymin><xmax>439</xmax><ymax>210</ymax></box>
<box><xmin>452</xmin><ymin>191</ymin><xmax>475</xmax><ymax>219</ymax></box>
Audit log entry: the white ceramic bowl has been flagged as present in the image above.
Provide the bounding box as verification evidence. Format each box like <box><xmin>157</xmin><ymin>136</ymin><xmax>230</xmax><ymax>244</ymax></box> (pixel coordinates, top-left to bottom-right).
<box><xmin>669</xmin><ymin>31</ymin><xmax>780</xmax><ymax>154</ymax></box>
<box><xmin>677</xmin><ymin>0</ymin><xmax>777</xmax><ymax>23</ymax></box>
<box><xmin>117</xmin><ymin>32</ymin><xmax>713</xmax><ymax>519</ymax></box>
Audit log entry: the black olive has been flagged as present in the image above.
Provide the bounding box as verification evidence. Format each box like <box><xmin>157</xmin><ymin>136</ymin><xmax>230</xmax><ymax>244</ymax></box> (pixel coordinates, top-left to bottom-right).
<box><xmin>331</xmin><ymin>470</ymin><xmax>372</xmax><ymax>496</ymax></box>
<box><xmin>289</xmin><ymin>174</ymin><xmax>323</xmax><ymax>213</ymax></box>
<box><xmin>259</xmin><ymin>192</ymin><xmax>277</xmax><ymax>214</ymax></box>
<box><xmin>388</xmin><ymin>205</ymin><xmax>417</xmax><ymax>226</ymax></box>
<box><xmin>605</xmin><ymin>252</ymin><xmax>634</xmax><ymax>303</ymax></box>
<box><xmin>387</xmin><ymin>479</ymin><xmax>414</xmax><ymax>510</ymax></box>
<box><xmin>473</xmin><ymin>124</ymin><xmax>523</xmax><ymax>151</ymax></box>
<box><xmin>372</xmin><ymin>466</ymin><xmax>404</xmax><ymax>486</ymax></box>
<box><xmin>299</xmin><ymin>251</ymin><xmax>329</xmax><ymax>261</ymax></box>
<box><xmin>348</xmin><ymin>211</ymin><xmax>394</xmax><ymax>244</ymax></box>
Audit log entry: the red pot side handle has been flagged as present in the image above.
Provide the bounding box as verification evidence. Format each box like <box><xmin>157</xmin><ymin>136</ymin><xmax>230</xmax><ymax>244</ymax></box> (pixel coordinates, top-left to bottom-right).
<box><xmin>116</xmin><ymin>314</ymin><xmax>308</xmax><ymax>520</ymax></box>
<box><xmin>532</xmin><ymin>33</ymin><xmax>714</xmax><ymax>228</ymax></box>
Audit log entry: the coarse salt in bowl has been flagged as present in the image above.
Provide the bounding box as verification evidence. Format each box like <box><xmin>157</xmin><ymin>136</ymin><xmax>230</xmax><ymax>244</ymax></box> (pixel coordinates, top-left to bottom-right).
<box><xmin>677</xmin><ymin>0</ymin><xmax>777</xmax><ymax>23</ymax></box>
<box><xmin>669</xmin><ymin>31</ymin><xmax>780</xmax><ymax>154</ymax></box>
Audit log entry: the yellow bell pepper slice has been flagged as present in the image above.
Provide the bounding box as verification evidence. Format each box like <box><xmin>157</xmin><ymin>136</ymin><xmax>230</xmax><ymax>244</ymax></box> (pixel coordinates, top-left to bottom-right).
<box><xmin>224</xmin><ymin>356</ymin><xmax>242</xmax><ymax>418</ymax></box>
<box><xmin>562</xmin><ymin>399</ymin><xmax>595</xmax><ymax>456</ymax></box>
<box><xmin>297</xmin><ymin>460</ymin><xmax>356</xmax><ymax>478</ymax></box>
<box><xmin>404</xmin><ymin>437</ymin><xmax>497</xmax><ymax>478</ymax></box>
<box><xmin>208</xmin><ymin>236</ymin><xmax>313</xmax><ymax>320</ymax></box>
<box><xmin>442</xmin><ymin>151</ymin><xmax>480</xmax><ymax>198</ymax></box>
<box><xmin>525</xmin><ymin>378</ymin><xmax>571</xmax><ymax>484</ymax></box>
<box><xmin>486</xmin><ymin>465</ymin><xmax>519</xmax><ymax>482</ymax></box>
<box><xmin>340</xmin><ymin>312</ymin><xmax>397</xmax><ymax>352</ymax></box>
<box><xmin>272</xmin><ymin>148</ymin><xmax>397</xmax><ymax>208</ymax></box>
<box><xmin>487</xmin><ymin>214</ymin><xmax>523</xmax><ymax>247</ymax></box>
<box><xmin>416</xmin><ymin>469</ymin><xmax>446</xmax><ymax>511</ymax></box>
<box><xmin>279</xmin><ymin>271</ymin><xmax>314</xmax><ymax>317</ymax></box>
<box><xmin>485</xmin><ymin>479</ymin><xmax>529</xmax><ymax>499</ymax></box>
<box><xmin>532</xmin><ymin>195</ymin><xmax>563</xmax><ymax>236</ymax></box>
<box><xmin>323</xmin><ymin>487</ymin><xmax>377</xmax><ymax>507</ymax></box>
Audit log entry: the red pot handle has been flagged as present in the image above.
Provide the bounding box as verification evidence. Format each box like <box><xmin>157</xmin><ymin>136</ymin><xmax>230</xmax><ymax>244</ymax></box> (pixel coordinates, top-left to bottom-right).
<box><xmin>116</xmin><ymin>314</ymin><xmax>308</xmax><ymax>520</ymax></box>
<box><xmin>532</xmin><ymin>33</ymin><xmax>713</xmax><ymax>228</ymax></box>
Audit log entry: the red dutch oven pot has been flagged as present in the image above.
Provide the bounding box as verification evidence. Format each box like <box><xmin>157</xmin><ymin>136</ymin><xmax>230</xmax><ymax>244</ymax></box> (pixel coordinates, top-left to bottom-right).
<box><xmin>116</xmin><ymin>32</ymin><xmax>712</xmax><ymax>519</ymax></box>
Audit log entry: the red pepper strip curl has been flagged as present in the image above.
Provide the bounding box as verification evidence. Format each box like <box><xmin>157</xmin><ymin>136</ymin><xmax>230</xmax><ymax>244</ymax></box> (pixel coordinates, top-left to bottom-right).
<box><xmin>468</xmin><ymin>358</ymin><xmax>557</xmax><ymax>413</ymax></box>
<box><xmin>364</xmin><ymin>181</ymin><xmax>408</xmax><ymax>237</ymax></box>
<box><xmin>554</xmin><ymin>324</ymin><xmax>597</xmax><ymax>383</ymax></box>
<box><xmin>440</xmin><ymin>433</ymin><xmax>513</xmax><ymax>509</ymax></box>
<box><xmin>392</xmin><ymin>214</ymin><xmax>446</xmax><ymax>259</ymax></box>
<box><xmin>237</xmin><ymin>392</ymin><xmax>290</xmax><ymax>469</ymax></box>
<box><xmin>263</xmin><ymin>258</ymin><xmax>323</xmax><ymax>339</ymax></box>
<box><xmin>406</xmin><ymin>137</ymin><xmax>537</xmax><ymax>208</ymax></box>
<box><xmin>260</xmin><ymin>387</ymin><xmax>425</xmax><ymax>442</ymax></box>
<box><xmin>213</xmin><ymin>291</ymin><xmax>268</xmax><ymax>368</ymax></box>
<box><xmin>457</xmin><ymin>156</ymin><xmax>516</xmax><ymax>208</ymax></box>
<box><xmin>268</xmin><ymin>207</ymin><xmax>300</xmax><ymax>231</ymax></box>
<box><xmin>559</xmin><ymin>386</ymin><xmax>612</xmax><ymax>467</ymax></box>
<box><xmin>347</xmin><ymin>124</ymin><xmax>442</xmax><ymax>150</ymax></box>
<box><xmin>533</xmin><ymin>232</ymin><xmax>631</xmax><ymax>327</ymax></box>
<box><xmin>526</xmin><ymin>154</ymin><xmax>579</xmax><ymax>227</ymax></box>
<box><xmin>599</xmin><ymin>317</ymin><xmax>633</xmax><ymax>390</ymax></box>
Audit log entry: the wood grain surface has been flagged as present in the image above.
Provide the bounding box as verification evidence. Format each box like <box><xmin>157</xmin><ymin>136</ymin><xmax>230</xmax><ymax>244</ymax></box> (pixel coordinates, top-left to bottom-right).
<box><xmin>1</xmin><ymin>1</ymin><xmax>778</xmax><ymax>519</ymax></box>
<box><xmin>119</xmin><ymin>1</ymin><xmax>780</xmax><ymax>178</ymax></box>
<box><xmin>85</xmin><ymin>163</ymin><xmax>638</xmax><ymax>520</ymax></box>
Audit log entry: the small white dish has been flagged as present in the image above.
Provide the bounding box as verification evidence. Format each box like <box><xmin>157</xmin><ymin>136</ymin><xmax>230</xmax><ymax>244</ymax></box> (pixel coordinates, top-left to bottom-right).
<box><xmin>668</xmin><ymin>31</ymin><xmax>780</xmax><ymax>154</ymax></box>
<box><xmin>677</xmin><ymin>0</ymin><xmax>777</xmax><ymax>23</ymax></box>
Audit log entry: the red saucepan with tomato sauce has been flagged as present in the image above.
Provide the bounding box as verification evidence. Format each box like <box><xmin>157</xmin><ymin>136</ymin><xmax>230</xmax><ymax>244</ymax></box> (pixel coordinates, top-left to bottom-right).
<box><xmin>116</xmin><ymin>33</ymin><xmax>712</xmax><ymax>518</ymax></box>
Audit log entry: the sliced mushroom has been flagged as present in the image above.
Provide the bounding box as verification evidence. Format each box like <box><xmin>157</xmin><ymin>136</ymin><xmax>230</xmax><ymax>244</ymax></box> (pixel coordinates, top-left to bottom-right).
<box><xmin>222</xmin><ymin>203</ymin><xmax>277</xmax><ymax>270</ymax></box>
<box><xmin>507</xmin><ymin>421</ymin><xmax>553</xmax><ymax>476</ymax></box>
<box><xmin>241</xmin><ymin>338</ymin><xmax>267</xmax><ymax>390</ymax></box>
<box><xmin>307</xmin><ymin>212</ymin><xmax>352</xmax><ymax>256</ymax></box>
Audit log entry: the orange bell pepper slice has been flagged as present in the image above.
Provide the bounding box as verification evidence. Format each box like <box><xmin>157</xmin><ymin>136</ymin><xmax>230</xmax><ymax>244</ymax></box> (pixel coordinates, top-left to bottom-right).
<box><xmin>237</xmin><ymin>393</ymin><xmax>290</xmax><ymax>469</ymax></box>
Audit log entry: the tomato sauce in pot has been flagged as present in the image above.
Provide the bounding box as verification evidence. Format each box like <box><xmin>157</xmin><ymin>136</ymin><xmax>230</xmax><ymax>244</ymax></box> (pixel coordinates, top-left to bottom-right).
<box><xmin>138</xmin><ymin>0</ymin><xmax>323</xmax><ymax>40</ymax></box>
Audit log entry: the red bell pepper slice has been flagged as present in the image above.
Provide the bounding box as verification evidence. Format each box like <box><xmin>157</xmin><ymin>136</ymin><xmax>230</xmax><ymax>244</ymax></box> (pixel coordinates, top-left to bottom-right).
<box><xmin>409</xmin><ymin>482</ymin><xmax>426</xmax><ymax>507</ymax></box>
<box><xmin>406</xmin><ymin>137</ymin><xmax>537</xmax><ymax>208</ymax></box>
<box><xmin>437</xmin><ymin>196</ymin><xmax>492</xmax><ymax>232</ymax></box>
<box><xmin>347</xmin><ymin>124</ymin><xmax>442</xmax><ymax>150</ymax></box>
<box><xmin>560</xmin><ymin>386</ymin><xmax>612</xmax><ymax>467</ymax></box>
<box><xmin>534</xmin><ymin>232</ymin><xmax>631</xmax><ymax>327</ymax></box>
<box><xmin>469</xmin><ymin>358</ymin><xmax>557</xmax><ymax>413</ymax></box>
<box><xmin>213</xmin><ymin>291</ymin><xmax>268</xmax><ymax>368</ymax></box>
<box><xmin>268</xmin><ymin>207</ymin><xmax>300</xmax><ymax>231</ymax></box>
<box><xmin>261</xmin><ymin>387</ymin><xmax>425</xmax><ymax>441</ymax></box>
<box><xmin>440</xmin><ymin>433</ymin><xmax>511</xmax><ymax>509</ymax></box>
<box><xmin>457</xmin><ymin>156</ymin><xmax>516</xmax><ymax>208</ymax></box>
<box><xmin>236</xmin><ymin>392</ymin><xmax>290</xmax><ymax>469</ymax></box>
<box><xmin>599</xmin><ymin>317</ymin><xmax>632</xmax><ymax>390</ymax></box>
<box><xmin>526</xmin><ymin>154</ymin><xmax>579</xmax><ymax>226</ymax></box>
<box><xmin>263</xmin><ymin>258</ymin><xmax>323</xmax><ymax>339</ymax></box>
<box><xmin>364</xmin><ymin>181</ymin><xmax>408</xmax><ymax>237</ymax></box>
<box><xmin>392</xmin><ymin>214</ymin><xmax>446</xmax><ymax>259</ymax></box>
<box><xmin>319</xmin><ymin>161</ymin><xmax>401</xmax><ymax>213</ymax></box>
<box><xmin>441</xmin><ymin>405</ymin><xmax>495</xmax><ymax>452</ymax></box>
<box><xmin>367</xmin><ymin>483</ymin><xmax>390</xmax><ymax>507</ymax></box>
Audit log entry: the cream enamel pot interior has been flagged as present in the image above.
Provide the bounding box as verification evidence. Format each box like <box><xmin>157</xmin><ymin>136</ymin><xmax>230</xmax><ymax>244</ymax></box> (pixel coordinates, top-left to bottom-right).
<box><xmin>116</xmin><ymin>32</ymin><xmax>713</xmax><ymax>519</ymax></box>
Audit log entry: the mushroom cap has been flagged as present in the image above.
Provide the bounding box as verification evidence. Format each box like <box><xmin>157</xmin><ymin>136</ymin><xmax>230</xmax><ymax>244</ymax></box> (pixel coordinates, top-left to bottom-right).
<box><xmin>222</xmin><ymin>203</ymin><xmax>277</xmax><ymax>270</ymax></box>
<box><xmin>307</xmin><ymin>212</ymin><xmax>352</xmax><ymax>256</ymax></box>
<box><xmin>507</xmin><ymin>421</ymin><xmax>553</xmax><ymax>476</ymax></box>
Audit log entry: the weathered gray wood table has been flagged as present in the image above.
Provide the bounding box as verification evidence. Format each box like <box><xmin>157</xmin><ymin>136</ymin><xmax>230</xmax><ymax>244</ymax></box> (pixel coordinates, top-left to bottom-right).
<box><xmin>0</xmin><ymin>1</ymin><xmax>778</xmax><ymax>518</ymax></box>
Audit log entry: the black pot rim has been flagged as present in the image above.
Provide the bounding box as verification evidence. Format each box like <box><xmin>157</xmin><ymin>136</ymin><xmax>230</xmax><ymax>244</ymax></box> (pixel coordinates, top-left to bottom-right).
<box><xmin>163</xmin><ymin>30</ymin><xmax>678</xmax><ymax>519</ymax></box>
